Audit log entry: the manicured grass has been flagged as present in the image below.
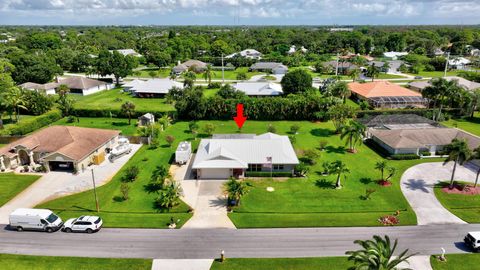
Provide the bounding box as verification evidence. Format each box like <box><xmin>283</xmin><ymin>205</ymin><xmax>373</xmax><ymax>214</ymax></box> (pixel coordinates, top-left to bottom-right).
<box><xmin>0</xmin><ymin>173</ymin><xmax>40</xmax><ymax>207</ymax></box>
<box><xmin>377</xmin><ymin>73</ymin><xmax>408</xmax><ymax>79</ymax></box>
<box><xmin>345</xmin><ymin>99</ymin><xmax>360</xmax><ymax>108</ymax></box>
<box><xmin>129</xmin><ymin>67</ymin><xmax>171</xmax><ymax>78</ymax></box>
<box><xmin>204</xmin><ymin>88</ymin><xmax>220</xmax><ymax>98</ymax></box>
<box><xmin>72</xmin><ymin>88</ymin><xmax>175</xmax><ymax>113</ymax></box>
<box><xmin>434</xmin><ymin>181</ymin><xmax>480</xmax><ymax>223</ymax></box>
<box><xmin>407</xmin><ymin>71</ymin><xmax>460</xmax><ymax>78</ymax></box>
<box><xmin>0</xmin><ymin>254</ymin><xmax>151</xmax><ymax>270</ymax></box>
<box><xmin>1</xmin><ymin>115</ymin><xmax>37</xmax><ymax>130</ymax></box>
<box><xmin>193</xmin><ymin>67</ymin><xmax>262</xmax><ymax>80</ymax></box>
<box><xmin>210</xmin><ymin>257</ymin><xmax>353</xmax><ymax>270</ymax></box>
<box><xmin>53</xmin><ymin>117</ymin><xmax>139</xmax><ymax>136</ymax></box>
<box><xmin>442</xmin><ymin>114</ymin><xmax>480</xmax><ymax>137</ymax></box>
<box><xmin>430</xmin><ymin>254</ymin><xmax>480</xmax><ymax>270</ymax></box>
<box><xmin>38</xmin><ymin>141</ymin><xmax>193</xmax><ymax>229</ymax></box>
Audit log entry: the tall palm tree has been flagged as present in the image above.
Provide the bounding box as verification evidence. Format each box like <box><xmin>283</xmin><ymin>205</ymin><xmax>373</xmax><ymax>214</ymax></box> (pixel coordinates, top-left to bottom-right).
<box><xmin>346</xmin><ymin>235</ymin><xmax>415</xmax><ymax>270</ymax></box>
<box><xmin>159</xmin><ymin>114</ymin><xmax>173</xmax><ymax>131</ymax></box>
<box><xmin>328</xmin><ymin>160</ymin><xmax>350</xmax><ymax>189</ymax></box>
<box><xmin>444</xmin><ymin>138</ymin><xmax>472</xmax><ymax>189</ymax></box>
<box><xmin>223</xmin><ymin>177</ymin><xmax>249</xmax><ymax>206</ymax></box>
<box><xmin>367</xmin><ymin>63</ymin><xmax>380</xmax><ymax>82</ymax></box>
<box><xmin>375</xmin><ymin>161</ymin><xmax>388</xmax><ymax>180</ymax></box>
<box><xmin>329</xmin><ymin>81</ymin><xmax>351</xmax><ymax>103</ymax></box>
<box><xmin>340</xmin><ymin>121</ymin><xmax>366</xmax><ymax>153</ymax></box>
<box><xmin>56</xmin><ymin>84</ymin><xmax>70</xmax><ymax>97</ymax></box>
<box><xmin>203</xmin><ymin>64</ymin><xmax>215</xmax><ymax>84</ymax></box>
<box><xmin>348</xmin><ymin>68</ymin><xmax>361</xmax><ymax>82</ymax></box>
<box><xmin>472</xmin><ymin>146</ymin><xmax>480</xmax><ymax>188</ymax></box>
<box><xmin>3</xmin><ymin>87</ymin><xmax>27</xmax><ymax>122</ymax></box>
<box><xmin>121</xmin><ymin>101</ymin><xmax>136</xmax><ymax>125</ymax></box>
<box><xmin>422</xmin><ymin>78</ymin><xmax>461</xmax><ymax>121</ymax></box>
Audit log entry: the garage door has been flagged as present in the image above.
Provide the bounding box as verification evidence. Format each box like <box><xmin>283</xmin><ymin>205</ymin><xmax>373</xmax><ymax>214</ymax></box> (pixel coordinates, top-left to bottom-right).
<box><xmin>200</xmin><ymin>169</ymin><xmax>231</xmax><ymax>179</ymax></box>
<box><xmin>49</xmin><ymin>161</ymin><xmax>74</xmax><ymax>172</ymax></box>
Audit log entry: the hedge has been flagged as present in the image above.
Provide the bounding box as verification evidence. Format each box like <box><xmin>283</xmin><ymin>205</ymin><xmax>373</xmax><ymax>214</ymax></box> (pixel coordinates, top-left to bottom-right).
<box><xmin>389</xmin><ymin>154</ymin><xmax>420</xmax><ymax>160</ymax></box>
<box><xmin>245</xmin><ymin>171</ymin><xmax>293</xmax><ymax>177</ymax></box>
<box><xmin>356</xmin><ymin>108</ymin><xmax>461</xmax><ymax>118</ymax></box>
<box><xmin>73</xmin><ymin>108</ymin><xmax>176</xmax><ymax>119</ymax></box>
<box><xmin>420</xmin><ymin>151</ymin><xmax>432</xmax><ymax>156</ymax></box>
<box><xmin>0</xmin><ymin>109</ymin><xmax>63</xmax><ymax>136</ymax></box>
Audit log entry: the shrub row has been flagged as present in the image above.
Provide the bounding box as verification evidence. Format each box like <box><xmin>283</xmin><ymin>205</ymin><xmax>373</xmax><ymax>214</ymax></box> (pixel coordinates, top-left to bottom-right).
<box><xmin>356</xmin><ymin>108</ymin><xmax>461</xmax><ymax>119</ymax></box>
<box><xmin>0</xmin><ymin>109</ymin><xmax>63</xmax><ymax>136</ymax></box>
<box><xmin>420</xmin><ymin>151</ymin><xmax>432</xmax><ymax>156</ymax></box>
<box><xmin>389</xmin><ymin>154</ymin><xmax>420</xmax><ymax>160</ymax></box>
<box><xmin>73</xmin><ymin>108</ymin><xmax>176</xmax><ymax>119</ymax></box>
<box><xmin>245</xmin><ymin>171</ymin><xmax>293</xmax><ymax>177</ymax></box>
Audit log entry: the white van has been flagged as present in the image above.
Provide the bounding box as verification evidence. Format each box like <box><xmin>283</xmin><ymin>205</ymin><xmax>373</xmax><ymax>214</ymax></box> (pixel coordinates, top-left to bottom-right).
<box><xmin>9</xmin><ymin>208</ymin><xmax>63</xmax><ymax>233</ymax></box>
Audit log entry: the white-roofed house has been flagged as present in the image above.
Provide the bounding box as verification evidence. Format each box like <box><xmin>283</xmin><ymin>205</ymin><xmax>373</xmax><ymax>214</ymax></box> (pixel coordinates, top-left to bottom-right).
<box><xmin>129</xmin><ymin>78</ymin><xmax>184</xmax><ymax>98</ymax></box>
<box><xmin>192</xmin><ymin>133</ymin><xmax>299</xmax><ymax>179</ymax></box>
<box><xmin>233</xmin><ymin>82</ymin><xmax>283</xmax><ymax>97</ymax></box>
<box><xmin>448</xmin><ymin>57</ymin><xmax>471</xmax><ymax>70</ymax></box>
<box><xmin>249</xmin><ymin>62</ymin><xmax>288</xmax><ymax>74</ymax></box>
<box><xmin>19</xmin><ymin>82</ymin><xmax>59</xmax><ymax>95</ymax></box>
<box><xmin>383</xmin><ymin>51</ymin><xmax>408</xmax><ymax>60</ymax></box>
<box><xmin>226</xmin><ymin>49</ymin><xmax>263</xmax><ymax>60</ymax></box>
<box><xmin>110</xmin><ymin>49</ymin><xmax>142</xmax><ymax>57</ymax></box>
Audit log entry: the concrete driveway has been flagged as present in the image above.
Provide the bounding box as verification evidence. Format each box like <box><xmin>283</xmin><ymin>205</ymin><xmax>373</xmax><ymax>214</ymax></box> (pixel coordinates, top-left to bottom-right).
<box><xmin>170</xmin><ymin>155</ymin><xmax>235</xmax><ymax>229</ymax></box>
<box><xmin>0</xmin><ymin>144</ymin><xmax>141</xmax><ymax>224</ymax></box>
<box><xmin>400</xmin><ymin>162</ymin><xmax>478</xmax><ymax>225</ymax></box>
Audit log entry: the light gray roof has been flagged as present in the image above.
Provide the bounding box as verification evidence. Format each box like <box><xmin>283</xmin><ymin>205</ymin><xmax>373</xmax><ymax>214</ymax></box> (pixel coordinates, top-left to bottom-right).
<box><xmin>233</xmin><ymin>82</ymin><xmax>283</xmax><ymax>96</ymax></box>
<box><xmin>130</xmin><ymin>78</ymin><xmax>183</xmax><ymax>94</ymax></box>
<box><xmin>58</xmin><ymin>76</ymin><xmax>107</xmax><ymax>90</ymax></box>
<box><xmin>409</xmin><ymin>77</ymin><xmax>480</xmax><ymax>91</ymax></box>
<box><xmin>250</xmin><ymin>62</ymin><xmax>287</xmax><ymax>70</ymax></box>
<box><xmin>111</xmin><ymin>49</ymin><xmax>141</xmax><ymax>57</ymax></box>
<box><xmin>192</xmin><ymin>133</ymin><xmax>299</xmax><ymax>169</ymax></box>
<box><xmin>371</xmin><ymin>128</ymin><xmax>480</xmax><ymax>150</ymax></box>
<box><xmin>226</xmin><ymin>49</ymin><xmax>262</xmax><ymax>59</ymax></box>
<box><xmin>19</xmin><ymin>82</ymin><xmax>59</xmax><ymax>90</ymax></box>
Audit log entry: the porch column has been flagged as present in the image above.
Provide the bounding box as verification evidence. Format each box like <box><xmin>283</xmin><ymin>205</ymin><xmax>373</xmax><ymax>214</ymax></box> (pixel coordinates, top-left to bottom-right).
<box><xmin>0</xmin><ymin>156</ymin><xmax>5</xmax><ymax>171</ymax></box>
<box><xmin>28</xmin><ymin>151</ymin><xmax>35</xmax><ymax>167</ymax></box>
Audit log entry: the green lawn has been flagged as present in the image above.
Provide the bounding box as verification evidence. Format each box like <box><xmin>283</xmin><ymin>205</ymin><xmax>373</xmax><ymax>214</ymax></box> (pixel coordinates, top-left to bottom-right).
<box><xmin>430</xmin><ymin>254</ymin><xmax>480</xmax><ymax>270</ymax></box>
<box><xmin>39</xmin><ymin>120</ymin><xmax>438</xmax><ymax>228</ymax></box>
<box><xmin>377</xmin><ymin>73</ymin><xmax>408</xmax><ymax>79</ymax></box>
<box><xmin>434</xmin><ymin>181</ymin><xmax>480</xmax><ymax>223</ymax></box>
<box><xmin>129</xmin><ymin>67</ymin><xmax>171</xmax><ymax>79</ymax></box>
<box><xmin>210</xmin><ymin>257</ymin><xmax>353</xmax><ymax>270</ymax></box>
<box><xmin>442</xmin><ymin>114</ymin><xmax>480</xmax><ymax>137</ymax></box>
<box><xmin>408</xmin><ymin>71</ymin><xmax>460</xmax><ymax>78</ymax></box>
<box><xmin>53</xmin><ymin>117</ymin><xmax>139</xmax><ymax>136</ymax></box>
<box><xmin>0</xmin><ymin>254</ymin><xmax>151</xmax><ymax>270</ymax></box>
<box><xmin>38</xmin><ymin>139</ymin><xmax>193</xmax><ymax>228</ymax></box>
<box><xmin>204</xmin><ymin>88</ymin><xmax>220</xmax><ymax>98</ymax></box>
<box><xmin>1</xmin><ymin>115</ymin><xmax>37</xmax><ymax>130</ymax></box>
<box><xmin>193</xmin><ymin>67</ymin><xmax>262</xmax><ymax>80</ymax></box>
<box><xmin>72</xmin><ymin>88</ymin><xmax>175</xmax><ymax>113</ymax></box>
<box><xmin>0</xmin><ymin>173</ymin><xmax>40</xmax><ymax>207</ymax></box>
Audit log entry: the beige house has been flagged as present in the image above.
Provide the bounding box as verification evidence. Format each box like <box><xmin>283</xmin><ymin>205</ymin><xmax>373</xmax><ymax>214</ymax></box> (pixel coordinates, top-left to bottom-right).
<box><xmin>0</xmin><ymin>126</ymin><xmax>119</xmax><ymax>173</ymax></box>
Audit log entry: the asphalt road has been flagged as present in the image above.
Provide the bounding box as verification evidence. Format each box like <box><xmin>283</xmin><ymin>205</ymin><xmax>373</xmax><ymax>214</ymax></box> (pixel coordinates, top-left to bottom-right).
<box><xmin>1</xmin><ymin>224</ymin><xmax>479</xmax><ymax>259</ymax></box>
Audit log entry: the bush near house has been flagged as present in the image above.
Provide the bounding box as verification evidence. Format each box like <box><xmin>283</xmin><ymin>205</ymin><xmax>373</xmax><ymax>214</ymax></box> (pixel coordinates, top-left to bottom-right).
<box><xmin>0</xmin><ymin>109</ymin><xmax>62</xmax><ymax>135</ymax></box>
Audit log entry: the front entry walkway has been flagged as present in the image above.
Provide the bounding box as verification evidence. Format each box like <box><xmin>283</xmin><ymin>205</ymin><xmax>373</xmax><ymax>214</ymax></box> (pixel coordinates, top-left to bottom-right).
<box><xmin>400</xmin><ymin>162</ymin><xmax>477</xmax><ymax>225</ymax></box>
<box><xmin>0</xmin><ymin>144</ymin><xmax>141</xmax><ymax>224</ymax></box>
<box><xmin>170</xmin><ymin>156</ymin><xmax>236</xmax><ymax>229</ymax></box>
<box><xmin>152</xmin><ymin>259</ymin><xmax>213</xmax><ymax>270</ymax></box>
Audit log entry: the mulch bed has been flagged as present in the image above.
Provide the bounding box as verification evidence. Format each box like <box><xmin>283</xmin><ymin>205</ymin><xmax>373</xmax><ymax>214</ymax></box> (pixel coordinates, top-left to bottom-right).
<box><xmin>377</xmin><ymin>180</ymin><xmax>392</xmax><ymax>187</ymax></box>
<box><xmin>442</xmin><ymin>184</ymin><xmax>480</xmax><ymax>195</ymax></box>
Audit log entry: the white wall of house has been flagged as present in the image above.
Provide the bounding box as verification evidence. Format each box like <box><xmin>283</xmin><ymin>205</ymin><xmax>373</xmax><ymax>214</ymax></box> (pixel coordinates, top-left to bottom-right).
<box><xmin>81</xmin><ymin>84</ymin><xmax>112</xmax><ymax>96</ymax></box>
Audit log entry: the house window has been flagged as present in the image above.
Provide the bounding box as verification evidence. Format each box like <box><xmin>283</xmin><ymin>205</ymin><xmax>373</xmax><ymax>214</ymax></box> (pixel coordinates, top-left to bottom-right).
<box><xmin>273</xmin><ymin>164</ymin><xmax>284</xmax><ymax>171</ymax></box>
<box><xmin>248</xmin><ymin>164</ymin><xmax>262</xmax><ymax>172</ymax></box>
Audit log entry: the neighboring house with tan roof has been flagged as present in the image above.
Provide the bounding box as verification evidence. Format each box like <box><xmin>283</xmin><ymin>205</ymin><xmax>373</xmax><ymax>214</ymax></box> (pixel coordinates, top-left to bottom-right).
<box><xmin>19</xmin><ymin>82</ymin><xmax>59</xmax><ymax>95</ymax></box>
<box><xmin>348</xmin><ymin>81</ymin><xmax>428</xmax><ymax>109</ymax></box>
<box><xmin>409</xmin><ymin>76</ymin><xmax>480</xmax><ymax>92</ymax></box>
<box><xmin>0</xmin><ymin>126</ymin><xmax>119</xmax><ymax>173</ymax></box>
<box><xmin>249</xmin><ymin>62</ymin><xmax>288</xmax><ymax>74</ymax></box>
<box><xmin>370</xmin><ymin>128</ymin><xmax>480</xmax><ymax>155</ymax></box>
<box><xmin>58</xmin><ymin>76</ymin><xmax>112</xmax><ymax>95</ymax></box>
<box><xmin>172</xmin><ymin>60</ymin><xmax>207</xmax><ymax>75</ymax></box>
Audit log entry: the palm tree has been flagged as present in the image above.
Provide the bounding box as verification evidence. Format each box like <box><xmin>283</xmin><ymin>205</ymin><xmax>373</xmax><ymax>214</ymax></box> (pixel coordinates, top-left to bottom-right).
<box><xmin>223</xmin><ymin>177</ymin><xmax>249</xmax><ymax>206</ymax></box>
<box><xmin>472</xmin><ymin>146</ymin><xmax>480</xmax><ymax>188</ymax></box>
<box><xmin>340</xmin><ymin>121</ymin><xmax>366</xmax><ymax>153</ymax></box>
<box><xmin>169</xmin><ymin>71</ymin><xmax>177</xmax><ymax>81</ymax></box>
<box><xmin>154</xmin><ymin>182</ymin><xmax>181</xmax><ymax>209</ymax></box>
<box><xmin>120</xmin><ymin>101</ymin><xmax>136</xmax><ymax>125</ymax></box>
<box><xmin>375</xmin><ymin>161</ymin><xmax>388</xmax><ymax>180</ymax></box>
<box><xmin>203</xmin><ymin>64</ymin><xmax>215</xmax><ymax>84</ymax></box>
<box><xmin>328</xmin><ymin>160</ymin><xmax>350</xmax><ymax>189</ymax></box>
<box><xmin>56</xmin><ymin>84</ymin><xmax>70</xmax><ymax>97</ymax></box>
<box><xmin>367</xmin><ymin>63</ymin><xmax>380</xmax><ymax>82</ymax></box>
<box><xmin>444</xmin><ymin>138</ymin><xmax>472</xmax><ymax>189</ymax></box>
<box><xmin>348</xmin><ymin>68</ymin><xmax>361</xmax><ymax>82</ymax></box>
<box><xmin>3</xmin><ymin>87</ymin><xmax>27</xmax><ymax>122</ymax></box>
<box><xmin>422</xmin><ymin>78</ymin><xmax>461</xmax><ymax>121</ymax></box>
<box><xmin>329</xmin><ymin>81</ymin><xmax>351</xmax><ymax>103</ymax></box>
<box><xmin>158</xmin><ymin>114</ymin><xmax>173</xmax><ymax>131</ymax></box>
<box><xmin>346</xmin><ymin>235</ymin><xmax>415</xmax><ymax>270</ymax></box>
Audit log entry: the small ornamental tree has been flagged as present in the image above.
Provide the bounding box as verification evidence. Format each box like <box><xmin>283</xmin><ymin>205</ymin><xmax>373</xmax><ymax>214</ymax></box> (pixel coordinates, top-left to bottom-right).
<box><xmin>165</xmin><ymin>135</ymin><xmax>175</xmax><ymax>147</ymax></box>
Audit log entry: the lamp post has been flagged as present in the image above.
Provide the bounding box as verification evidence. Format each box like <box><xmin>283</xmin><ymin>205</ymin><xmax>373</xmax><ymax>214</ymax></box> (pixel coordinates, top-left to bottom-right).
<box><xmin>91</xmin><ymin>169</ymin><xmax>100</xmax><ymax>212</ymax></box>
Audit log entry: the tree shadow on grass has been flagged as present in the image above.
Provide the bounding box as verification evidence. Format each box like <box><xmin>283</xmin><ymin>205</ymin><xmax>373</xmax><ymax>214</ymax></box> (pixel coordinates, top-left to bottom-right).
<box><xmin>310</xmin><ymin>128</ymin><xmax>333</xmax><ymax>137</ymax></box>
<box><xmin>111</xmin><ymin>121</ymin><xmax>129</xmax><ymax>127</ymax></box>
<box><xmin>315</xmin><ymin>179</ymin><xmax>335</xmax><ymax>189</ymax></box>
<box><xmin>325</xmin><ymin>145</ymin><xmax>346</xmax><ymax>154</ymax></box>
<box><xmin>360</xmin><ymin>178</ymin><xmax>373</xmax><ymax>185</ymax></box>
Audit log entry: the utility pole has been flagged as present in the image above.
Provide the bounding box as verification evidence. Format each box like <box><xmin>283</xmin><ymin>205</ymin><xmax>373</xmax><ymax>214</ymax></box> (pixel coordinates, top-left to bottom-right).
<box><xmin>335</xmin><ymin>52</ymin><xmax>339</xmax><ymax>76</ymax></box>
<box><xmin>91</xmin><ymin>169</ymin><xmax>99</xmax><ymax>213</ymax></box>
<box><xmin>221</xmin><ymin>53</ymin><xmax>225</xmax><ymax>84</ymax></box>
<box><xmin>444</xmin><ymin>51</ymin><xmax>450</xmax><ymax>78</ymax></box>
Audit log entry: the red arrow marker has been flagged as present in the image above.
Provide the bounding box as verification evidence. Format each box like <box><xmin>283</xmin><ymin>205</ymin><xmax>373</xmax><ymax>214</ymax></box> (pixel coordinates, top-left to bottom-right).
<box><xmin>233</xmin><ymin>103</ymin><xmax>247</xmax><ymax>129</ymax></box>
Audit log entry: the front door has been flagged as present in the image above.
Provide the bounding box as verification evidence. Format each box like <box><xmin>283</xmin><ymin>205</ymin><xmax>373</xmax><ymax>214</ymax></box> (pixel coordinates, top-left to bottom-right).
<box><xmin>18</xmin><ymin>150</ymin><xmax>30</xmax><ymax>165</ymax></box>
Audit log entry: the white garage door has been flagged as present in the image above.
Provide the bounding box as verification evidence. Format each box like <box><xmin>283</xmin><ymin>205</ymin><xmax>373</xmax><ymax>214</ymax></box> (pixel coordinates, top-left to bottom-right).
<box><xmin>200</xmin><ymin>169</ymin><xmax>231</xmax><ymax>179</ymax></box>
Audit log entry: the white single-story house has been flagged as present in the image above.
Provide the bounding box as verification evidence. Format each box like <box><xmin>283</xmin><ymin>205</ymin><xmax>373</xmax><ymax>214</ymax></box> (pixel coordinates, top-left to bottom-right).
<box><xmin>128</xmin><ymin>78</ymin><xmax>184</xmax><ymax>98</ymax></box>
<box><xmin>232</xmin><ymin>82</ymin><xmax>283</xmax><ymax>96</ymax></box>
<box><xmin>226</xmin><ymin>49</ymin><xmax>263</xmax><ymax>59</ymax></box>
<box><xmin>123</xmin><ymin>79</ymin><xmax>145</xmax><ymax>93</ymax></box>
<box><xmin>383</xmin><ymin>51</ymin><xmax>408</xmax><ymax>60</ymax></box>
<box><xmin>172</xmin><ymin>60</ymin><xmax>207</xmax><ymax>74</ymax></box>
<box><xmin>19</xmin><ymin>82</ymin><xmax>59</xmax><ymax>95</ymax></box>
<box><xmin>449</xmin><ymin>57</ymin><xmax>471</xmax><ymax>70</ymax></box>
<box><xmin>370</xmin><ymin>128</ymin><xmax>480</xmax><ymax>155</ymax></box>
<box><xmin>110</xmin><ymin>49</ymin><xmax>142</xmax><ymax>57</ymax></box>
<box><xmin>192</xmin><ymin>133</ymin><xmax>299</xmax><ymax>179</ymax></box>
<box><xmin>249</xmin><ymin>62</ymin><xmax>288</xmax><ymax>74</ymax></box>
<box><xmin>0</xmin><ymin>126</ymin><xmax>119</xmax><ymax>173</ymax></box>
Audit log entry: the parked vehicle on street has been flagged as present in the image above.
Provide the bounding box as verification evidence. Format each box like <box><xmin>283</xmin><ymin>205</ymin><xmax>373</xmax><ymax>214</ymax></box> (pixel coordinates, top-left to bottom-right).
<box><xmin>464</xmin><ymin>232</ymin><xmax>480</xmax><ymax>252</ymax></box>
<box><xmin>414</xmin><ymin>76</ymin><xmax>423</xmax><ymax>80</ymax></box>
<box><xmin>9</xmin><ymin>208</ymin><xmax>63</xmax><ymax>233</ymax></box>
<box><xmin>62</xmin><ymin>216</ymin><xmax>103</xmax><ymax>233</ymax></box>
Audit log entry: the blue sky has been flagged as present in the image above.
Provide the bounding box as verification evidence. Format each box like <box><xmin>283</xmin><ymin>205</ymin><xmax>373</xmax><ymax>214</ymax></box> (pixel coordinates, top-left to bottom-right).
<box><xmin>0</xmin><ymin>0</ymin><xmax>479</xmax><ymax>25</ymax></box>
